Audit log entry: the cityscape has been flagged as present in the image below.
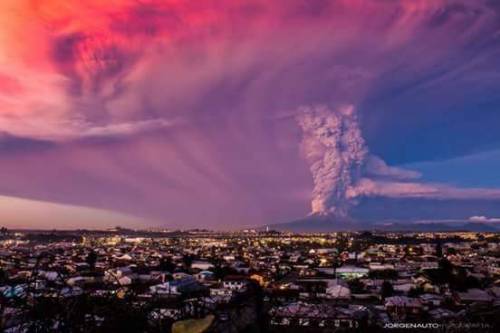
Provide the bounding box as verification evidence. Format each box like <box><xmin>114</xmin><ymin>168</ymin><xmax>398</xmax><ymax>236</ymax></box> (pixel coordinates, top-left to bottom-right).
<box><xmin>1</xmin><ymin>228</ymin><xmax>499</xmax><ymax>332</ymax></box>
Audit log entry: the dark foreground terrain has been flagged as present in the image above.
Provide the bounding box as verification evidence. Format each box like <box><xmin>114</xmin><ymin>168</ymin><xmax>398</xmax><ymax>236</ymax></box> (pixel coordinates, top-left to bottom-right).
<box><xmin>1</xmin><ymin>228</ymin><xmax>500</xmax><ymax>332</ymax></box>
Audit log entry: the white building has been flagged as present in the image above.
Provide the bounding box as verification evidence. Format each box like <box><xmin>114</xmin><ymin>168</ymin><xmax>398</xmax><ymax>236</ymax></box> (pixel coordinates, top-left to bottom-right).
<box><xmin>150</xmin><ymin>274</ymin><xmax>199</xmax><ymax>295</ymax></box>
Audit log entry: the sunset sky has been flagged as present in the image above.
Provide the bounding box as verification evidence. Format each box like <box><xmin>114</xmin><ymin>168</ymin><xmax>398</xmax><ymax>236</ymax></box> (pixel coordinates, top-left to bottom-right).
<box><xmin>1</xmin><ymin>0</ymin><xmax>500</xmax><ymax>229</ymax></box>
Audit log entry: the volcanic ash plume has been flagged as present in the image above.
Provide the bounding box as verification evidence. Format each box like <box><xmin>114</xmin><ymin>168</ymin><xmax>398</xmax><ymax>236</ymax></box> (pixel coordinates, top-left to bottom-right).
<box><xmin>296</xmin><ymin>105</ymin><xmax>367</xmax><ymax>217</ymax></box>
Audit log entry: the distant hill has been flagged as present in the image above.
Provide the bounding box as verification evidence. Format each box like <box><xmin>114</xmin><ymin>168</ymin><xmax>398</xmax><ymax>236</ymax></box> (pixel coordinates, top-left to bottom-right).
<box><xmin>460</xmin><ymin>222</ymin><xmax>499</xmax><ymax>232</ymax></box>
<box><xmin>377</xmin><ymin>222</ymin><xmax>498</xmax><ymax>232</ymax></box>
<box><xmin>264</xmin><ymin>214</ymin><xmax>499</xmax><ymax>233</ymax></box>
<box><xmin>264</xmin><ymin>214</ymin><xmax>366</xmax><ymax>232</ymax></box>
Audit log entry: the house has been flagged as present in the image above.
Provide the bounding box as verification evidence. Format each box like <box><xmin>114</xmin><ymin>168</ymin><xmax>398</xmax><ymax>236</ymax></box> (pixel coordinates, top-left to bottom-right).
<box><xmin>222</xmin><ymin>275</ymin><xmax>250</xmax><ymax>291</ymax></box>
<box><xmin>150</xmin><ymin>274</ymin><xmax>199</xmax><ymax>295</ymax></box>
<box><xmin>195</xmin><ymin>270</ymin><xmax>215</xmax><ymax>282</ymax></box>
<box><xmin>268</xmin><ymin>302</ymin><xmax>362</xmax><ymax>329</ymax></box>
<box><xmin>105</xmin><ymin>266</ymin><xmax>133</xmax><ymax>283</ymax></box>
<box><xmin>232</xmin><ymin>261</ymin><xmax>250</xmax><ymax>274</ymax></box>
<box><xmin>428</xmin><ymin>308</ymin><xmax>457</xmax><ymax>320</ymax></box>
<box><xmin>420</xmin><ymin>262</ymin><xmax>439</xmax><ymax>270</ymax></box>
<box><xmin>223</xmin><ymin>255</ymin><xmax>236</xmax><ymax>262</ymax></box>
<box><xmin>250</xmin><ymin>273</ymin><xmax>270</xmax><ymax>287</ymax></box>
<box><xmin>385</xmin><ymin>296</ymin><xmax>423</xmax><ymax>320</ymax></box>
<box><xmin>149</xmin><ymin>307</ymin><xmax>182</xmax><ymax>321</ymax></box>
<box><xmin>369</xmin><ymin>263</ymin><xmax>395</xmax><ymax>271</ymax></box>
<box><xmin>38</xmin><ymin>270</ymin><xmax>59</xmax><ymax>281</ymax></box>
<box><xmin>325</xmin><ymin>284</ymin><xmax>351</xmax><ymax>299</ymax></box>
<box><xmin>117</xmin><ymin>275</ymin><xmax>135</xmax><ymax>286</ymax></box>
<box><xmin>335</xmin><ymin>266</ymin><xmax>369</xmax><ymax>279</ymax></box>
<box><xmin>60</xmin><ymin>287</ymin><xmax>84</xmax><ymax>298</ymax></box>
<box><xmin>210</xmin><ymin>287</ymin><xmax>233</xmax><ymax>298</ymax></box>
<box><xmin>1</xmin><ymin>285</ymin><xmax>26</xmax><ymax>299</ymax></box>
<box><xmin>393</xmin><ymin>283</ymin><xmax>413</xmax><ymax>294</ymax></box>
<box><xmin>114</xmin><ymin>254</ymin><xmax>133</xmax><ymax>261</ymax></box>
<box><xmin>191</xmin><ymin>260</ymin><xmax>214</xmax><ymax>271</ymax></box>
<box><xmin>456</xmin><ymin>289</ymin><xmax>494</xmax><ymax>304</ymax></box>
<box><xmin>419</xmin><ymin>294</ymin><xmax>443</xmax><ymax>307</ymax></box>
<box><xmin>67</xmin><ymin>276</ymin><xmax>93</xmax><ymax>287</ymax></box>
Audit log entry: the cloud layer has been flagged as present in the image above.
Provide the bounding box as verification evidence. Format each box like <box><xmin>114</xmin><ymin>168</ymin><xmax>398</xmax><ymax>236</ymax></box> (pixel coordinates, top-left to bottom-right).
<box><xmin>0</xmin><ymin>195</ymin><xmax>148</xmax><ymax>229</ymax></box>
<box><xmin>1</xmin><ymin>1</ymin><xmax>500</xmax><ymax>228</ymax></box>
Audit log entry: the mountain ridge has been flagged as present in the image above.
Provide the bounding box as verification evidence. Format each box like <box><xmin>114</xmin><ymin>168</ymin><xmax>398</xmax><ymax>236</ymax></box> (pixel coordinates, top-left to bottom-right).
<box><xmin>262</xmin><ymin>214</ymin><xmax>500</xmax><ymax>233</ymax></box>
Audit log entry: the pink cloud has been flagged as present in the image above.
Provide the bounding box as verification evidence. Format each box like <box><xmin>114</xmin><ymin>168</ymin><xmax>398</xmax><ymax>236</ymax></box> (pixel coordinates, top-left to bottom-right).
<box><xmin>365</xmin><ymin>156</ymin><xmax>421</xmax><ymax>180</ymax></box>
<box><xmin>0</xmin><ymin>0</ymin><xmax>472</xmax><ymax>141</ymax></box>
<box><xmin>0</xmin><ymin>1</ymin><xmax>499</xmax><ymax>227</ymax></box>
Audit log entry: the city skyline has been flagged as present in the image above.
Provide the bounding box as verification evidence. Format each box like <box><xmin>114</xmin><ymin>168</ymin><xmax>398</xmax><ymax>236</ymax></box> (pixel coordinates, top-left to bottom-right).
<box><xmin>2</xmin><ymin>0</ymin><xmax>500</xmax><ymax>229</ymax></box>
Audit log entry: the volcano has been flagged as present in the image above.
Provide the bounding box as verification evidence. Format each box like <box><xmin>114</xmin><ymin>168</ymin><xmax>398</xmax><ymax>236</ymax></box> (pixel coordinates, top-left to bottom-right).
<box><xmin>262</xmin><ymin>214</ymin><xmax>500</xmax><ymax>233</ymax></box>
<box><xmin>263</xmin><ymin>213</ymin><xmax>366</xmax><ymax>232</ymax></box>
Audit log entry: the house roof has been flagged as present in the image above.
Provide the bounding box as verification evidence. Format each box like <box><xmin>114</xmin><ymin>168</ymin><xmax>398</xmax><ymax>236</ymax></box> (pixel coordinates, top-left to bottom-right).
<box><xmin>385</xmin><ymin>296</ymin><xmax>422</xmax><ymax>308</ymax></box>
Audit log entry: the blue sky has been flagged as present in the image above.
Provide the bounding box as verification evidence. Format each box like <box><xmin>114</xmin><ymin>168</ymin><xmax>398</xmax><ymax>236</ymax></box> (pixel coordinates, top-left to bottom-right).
<box><xmin>404</xmin><ymin>150</ymin><xmax>500</xmax><ymax>189</ymax></box>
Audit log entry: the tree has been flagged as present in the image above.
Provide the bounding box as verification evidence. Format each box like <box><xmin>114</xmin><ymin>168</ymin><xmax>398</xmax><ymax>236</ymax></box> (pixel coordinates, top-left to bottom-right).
<box><xmin>85</xmin><ymin>250</ymin><xmax>98</xmax><ymax>271</ymax></box>
<box><xmin>446</xmin><ymin>247</ymin><xmax>457</xmax><ymax>256</ymax></box>
<box><xmin>159</xmin><ymin>257</ymin><xmax>176</xmax><ymax>273</ymax></box>
<box><xmin>348</xmin><ymin>278</ymin><xmax>366</xmax><ymax>294</ymax></box>
<box><xmin>336</xmin><ymin>233</ymin><xmax>349</xmax><ymax>253</ymax></box>
<box><xmin>351</xmin><ymin>239</ymin><xmax>363</xmax><ymax>262</ymax></box>
<box><xmin>369</xmin><ymin>269</ymin><xmax>397</xmax><ymax>280</ymax></box>
<box><xmin>408</xmin><ymin>286</ymin><xmax>424</xmax><ymax>297</ymax></box>
<box><xmin>211</xmin><ymin>265</ymin><xmax>234</xmax><ymax>280</ymax></box>
<box><xmin>182</xmin><ymin>254</ymin><xmax>194</xmax><ymax>270</ymax></box>
<box><xmin>332</xmin><ymin>255</ymin><xmax>341</xmax><ymax>278</ymax></box>
<box><xmin>404</xmin><ymin>245</ymin><xmax>411</xmax><ymax>257</ymax></box>
<box><xmin>438</xmin><ymin>258</ymin><xmax>453</xmax><ymax>282</ymax></box>
<box><xmin>0</xmin><ymin>268</ymin><xmax>7</xmax><ymax>284</ymax></box>
<box><xmin>453</xmin><ymin>267</ymin><xmax>468</xmax><ymax>291</ymax></box>
<box><xmin>435</xmin><ymin>241</ymin><xmax>443</xmax><ymax>257</ymax></box>
<box><xmin>381</xmin><ymin>281</ymin><xmax>394</xmax><ymax>299</ymax></box>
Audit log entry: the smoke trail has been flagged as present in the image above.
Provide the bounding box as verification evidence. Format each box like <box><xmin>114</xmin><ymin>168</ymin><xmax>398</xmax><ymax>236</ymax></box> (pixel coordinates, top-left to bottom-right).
<box><xmin>296</xmin><ymin>105</ymin><xmax>367</xmax><ymax>217</ymax></box>
<box><xmin>297</xmin><ymin>105</ymin><xmax>500</xmax><ymax>218</ymax></box>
